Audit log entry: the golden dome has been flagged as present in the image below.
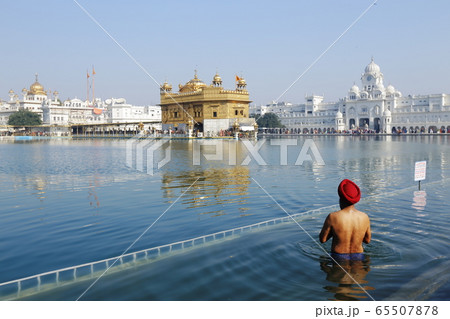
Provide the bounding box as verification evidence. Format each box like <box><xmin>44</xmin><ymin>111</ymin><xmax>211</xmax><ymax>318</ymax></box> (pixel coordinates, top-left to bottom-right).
<box><xmin>30</xmin><ymin>82</ymin><xmax>45</xmax><ymax>95</ymax></box>
<box><xmin>161</xmin><ymin>81</ymin><xmax>172</xmax><ymax>92</ymax></box>
<box><xmin>29</xmin><ymin>74</ymin><xmax>46</xmax><ymax>95</ymax></box>
<box><xmin>212</xmin><ymin>72</ymin><xmax>223</xmax><ymax>86</ymax></box>
<box><xmin>213</xmin><ymin>73</ymin><xmax>222</xmax><ymax>82</ymax></box>
<box><xmin>179</xmin><ymin>71</ymin><xmax>207</xmax><ymax>93</ymax></box>
<box><xmin>236</xmin><ymin>75</ymin><xmax>247</xmax><ymax>90</ymax></box>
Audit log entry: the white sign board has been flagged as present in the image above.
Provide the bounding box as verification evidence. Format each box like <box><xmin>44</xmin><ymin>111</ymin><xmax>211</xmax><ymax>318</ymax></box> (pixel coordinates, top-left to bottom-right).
<box><xmin>414</xmin><ymin>161</ymin><xmax>427</xmax><ymax>181</ymax></box>
<box><xmin>240</xmin><ymin>126</ymin><xmax>255</xmax><ymax>131</ymax></box>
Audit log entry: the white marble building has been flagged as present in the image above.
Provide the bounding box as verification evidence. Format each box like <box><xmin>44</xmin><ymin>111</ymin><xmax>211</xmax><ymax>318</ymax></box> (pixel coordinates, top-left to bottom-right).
<box><xmin>1</xmin><ymin>75</ymin><xmax>50</xmax><ymax>125</ymax></box>
<box><xmin>255</xmin><ymin>59</ymin><xmax>450</xmax><ymax>133</ymax></box>
<box><xmin>104</xmin><ymin>98</ymin><xmax>161</xmax><ymax>124</ymax></box>
<box><xmin>0</xmin><ymin>75</ymin><xmax>161</xmax><ymax>130</ymax></box>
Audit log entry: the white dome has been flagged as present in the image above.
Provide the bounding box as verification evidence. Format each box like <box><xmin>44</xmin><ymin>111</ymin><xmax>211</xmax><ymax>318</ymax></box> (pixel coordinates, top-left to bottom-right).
<box><xmin>365</xmin><ymin>59</ymin><xmax>381</xmax><ymax>74</ymax></box>
<box><xmin>335</xmin><ymin>110</ymin><xmax>343</xmax><ymax>118</ymax></box>
<box><xmin>350</xmin><ymin>84</ymin><xmax>360</xmax><ymax>93</ymax></box>
<box><xmin>386</xmin><ymin>85</ymin><xmax>395</xmax><ymax>94</ymax></box>
<box><xmin>383</xmin><ymin>109</ymin><xmax>391</xmax><ymax>116</ymax></box>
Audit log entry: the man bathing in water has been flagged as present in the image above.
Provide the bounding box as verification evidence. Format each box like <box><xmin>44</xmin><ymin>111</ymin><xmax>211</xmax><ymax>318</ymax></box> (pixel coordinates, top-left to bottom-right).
<box><xmin>319</xmin><ymin>179</ymin><xmax>371</xmax><ymax>260</ymax></box>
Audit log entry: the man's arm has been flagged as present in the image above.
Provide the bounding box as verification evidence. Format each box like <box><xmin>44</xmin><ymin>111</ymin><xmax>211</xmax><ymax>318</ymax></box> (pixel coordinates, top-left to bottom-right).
<box><xmin>319</xmin><ymin>214</ymin><xmax>333</xmax><ymax>243</ymax></box>
<box><xmin>363</xmin><ymin>217</ymin><xmax>371</xmax><ymax>244</ymax></box>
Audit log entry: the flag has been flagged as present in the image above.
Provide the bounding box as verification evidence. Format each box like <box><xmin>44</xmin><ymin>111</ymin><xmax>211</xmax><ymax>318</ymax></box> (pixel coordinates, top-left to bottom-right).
<box><xmin>235</xmin><ymin>75</ymin><xmax>241</xmax><ymax>82</ymax></box>
<box><xmin>87</xmin><ymin>71</ymin><xmax>90</xmax><ymax>79</ymax></box>
<box><xmin>92</xmin><ymin>66</ymin><xmax>96</xmax><ymax>75</ymax></box>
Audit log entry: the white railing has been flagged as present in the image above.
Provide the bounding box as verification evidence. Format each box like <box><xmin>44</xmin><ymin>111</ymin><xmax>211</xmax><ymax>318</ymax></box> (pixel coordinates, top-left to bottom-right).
<box><xmin>0</xmin><ymin>205</ymin><xmax>335</xmax><ymax>300</ymax></box>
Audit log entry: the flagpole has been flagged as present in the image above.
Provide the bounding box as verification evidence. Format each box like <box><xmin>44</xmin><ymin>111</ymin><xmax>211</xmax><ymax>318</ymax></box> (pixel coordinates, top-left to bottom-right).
<box><xmin>86</xmin><ymin>70</ymin><xmax>90</xmax><ymax>104</ymax></box>
<box><xmin>92</xmin><ymin>66</ymin><xmax>96</xmax><ymax>106</ymax></box>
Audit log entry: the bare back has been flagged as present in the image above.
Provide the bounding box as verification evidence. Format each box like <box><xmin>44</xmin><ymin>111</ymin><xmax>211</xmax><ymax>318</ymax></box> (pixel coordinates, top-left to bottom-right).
<box><xmin>319</xmin><ymin>206</ymin><xmax>371</xmax><ymax>254</ymax></box>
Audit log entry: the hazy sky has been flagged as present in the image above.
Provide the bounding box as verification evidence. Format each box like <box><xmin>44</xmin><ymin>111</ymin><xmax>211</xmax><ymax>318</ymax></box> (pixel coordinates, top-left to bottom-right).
<box><xmin>1</xmin><ymin>0</ymin><xmax>449</xmax><ymax>106</ymax></box>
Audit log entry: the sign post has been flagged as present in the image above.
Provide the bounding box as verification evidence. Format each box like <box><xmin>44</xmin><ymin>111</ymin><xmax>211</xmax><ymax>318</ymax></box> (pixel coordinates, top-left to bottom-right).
<box><xmin>414</xmin><ymin>161</ymin><xmax>427</xmax><ymax>190</ymax></box>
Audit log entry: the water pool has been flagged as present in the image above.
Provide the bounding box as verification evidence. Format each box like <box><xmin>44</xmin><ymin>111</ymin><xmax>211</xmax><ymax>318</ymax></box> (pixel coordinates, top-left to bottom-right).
<box><xmin>0</xmin><ymin>135</ymin><xmax>449</xmax><ymax>300</ymax></box>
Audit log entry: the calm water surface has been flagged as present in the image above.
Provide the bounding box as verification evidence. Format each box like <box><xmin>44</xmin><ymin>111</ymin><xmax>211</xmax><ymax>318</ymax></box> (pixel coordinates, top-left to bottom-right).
<box><xmin>0</xmin><ymin>136</ymin><xmax>449</xmax><ymax>300</ymax></box>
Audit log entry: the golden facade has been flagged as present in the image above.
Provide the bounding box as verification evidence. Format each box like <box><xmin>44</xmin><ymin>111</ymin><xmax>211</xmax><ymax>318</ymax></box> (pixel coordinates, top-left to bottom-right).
<box><xmin>159</xmin><ymin>71</ymin><xmax>252</xmax><ymax>132</ymax></box>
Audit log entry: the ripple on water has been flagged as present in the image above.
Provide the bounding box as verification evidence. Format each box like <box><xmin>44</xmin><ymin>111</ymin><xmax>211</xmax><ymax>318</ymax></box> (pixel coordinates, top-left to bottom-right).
<box><xmin>296</xmin><ymin>238</ymin><xmax>399</xmax><ymax>263</ymax></box>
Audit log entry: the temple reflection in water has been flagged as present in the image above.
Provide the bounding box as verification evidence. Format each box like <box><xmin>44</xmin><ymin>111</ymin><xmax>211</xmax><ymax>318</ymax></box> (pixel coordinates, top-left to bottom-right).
<box><xmin>161</xmin><ymin>166</ymin><xmax>251</xmax><ymax>217</ymax></box>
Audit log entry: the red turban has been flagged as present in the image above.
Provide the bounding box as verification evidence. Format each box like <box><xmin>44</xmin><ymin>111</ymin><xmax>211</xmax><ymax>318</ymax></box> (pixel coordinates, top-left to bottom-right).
<box><xmin>338</xmin><ymin>179</ymin><xmax>361</xmax><ymax>204</ymax></box>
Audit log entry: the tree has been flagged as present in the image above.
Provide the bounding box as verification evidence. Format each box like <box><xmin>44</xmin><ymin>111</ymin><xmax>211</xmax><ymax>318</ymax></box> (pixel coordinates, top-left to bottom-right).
<box><xmin>7</xmin><ymin>109</ymin><xmax>42</xmax><ymax>126</ymax></box>
<box><xmin>255</xmin><ymin>112</ymin><xmax>284</xmax><ymax>128</ymax></box>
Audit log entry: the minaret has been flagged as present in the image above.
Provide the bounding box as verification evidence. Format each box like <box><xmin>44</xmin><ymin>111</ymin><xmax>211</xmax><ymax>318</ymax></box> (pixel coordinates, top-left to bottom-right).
<box><xmin>335</xmin><ymin>109</ymin><xmax>345</xmax><ymax>132</ymax></box>
<box><xmin>160</xmin><ymin>81</ymin><xmax>172</xmax><ymax>93</ymax></box>
<box><xmin>382</xmin><ymin>109</ymin><xmax>392</xmax><ymax>133</ymax></box>
<box><xmin>212</xmin><ymin>72</ymin><xmax>222</xmax><ymax>87</ymax></box>
<box><xmin>236</xmin><ymin>75</ymin><xmax>247</xmax><ymax>91</ymax></box>
<box><xmin>53</xmin><ymin>90</ymin><xmax>59</xmax><ymax>103</ymax></box>
<box><xmin>9</xmin><ymin>89</ymin><xmax>15</xmax><ymax>102</ymax></box>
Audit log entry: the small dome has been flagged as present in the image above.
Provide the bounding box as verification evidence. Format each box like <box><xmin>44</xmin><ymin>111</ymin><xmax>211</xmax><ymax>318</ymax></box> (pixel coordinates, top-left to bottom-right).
<box><xmin>212</xmin><ymin>72</ymin><xmax>223</xmax><ymax>86</ymax></box>
<box><xmin>350</xmin><ymin>84</ymin><xmax>360</xmax><ymax>93</ymax></box>
<box><xmin>179</xmin><ymin>71</ymin><xmax>207</xmax><ymax>93</ymax></box>
<box><xmin>161</xmin><ymin>81</ymin><xmax>172</xmax><ymax>92</ymax></box>
<box><xmin>383</xmin><ymin>109</ymin><xmax>391</xmax><ymax>117</ymax></box>
<box><xmin>335</xmin><ymin>110</ymin><xmax>343</xmax><ymax>118</ymax></box>
<box><xmin>213</xmin><ymin>72</ymin><xmax>222</xmax><ymax>82</ymax></box>
<box><xmin>238</xmin><ymin>78</ymin><xmax>246</xmax><ymax>85</ymax></box>
<box><xmin>386</xmin><ymin>85</ymin><xmax>395</xmax><ymax>94</ymax></box>
<box><xmin>9</xmin><ymin>89</ymin><xmax>14</xmax><ymax>94</ymax></box>
<box><xmin>365</xmin><ymin>58</ymin><xmax>381</xmax><ymax>74</ymax></box>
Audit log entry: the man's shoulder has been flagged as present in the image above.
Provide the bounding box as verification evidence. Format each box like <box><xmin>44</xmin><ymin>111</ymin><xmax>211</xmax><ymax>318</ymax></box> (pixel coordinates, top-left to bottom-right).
<box><xmin>331</xmin><ymin>207</ymin><xmax>369</xmax><ymax>218</ymax></box>
<box><xmin>328</xmin><ymin>210</ymin><xmax>340</xmax><ymax>218</ymax></box>
<box><xmin>355</xmin><ymin>209</ymin><xmax>369</xmax><ymax>217</ymax></box>
<box><xmin>328</xmin><ymin>210</ymin><xmax>345</xmax><ymax>221</ymax></box>
<box><xmin>353</xmin><ymin>209</ymin><xmax>370</xmax><ymax>223</ymax></box>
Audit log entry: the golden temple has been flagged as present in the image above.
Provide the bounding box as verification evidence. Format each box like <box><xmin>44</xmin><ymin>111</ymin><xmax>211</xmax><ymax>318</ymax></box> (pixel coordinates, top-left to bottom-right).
<box><xmin>159</xmin><ymin>71</ymin><xmax>253</xmax><ymax>134</ymax></box>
